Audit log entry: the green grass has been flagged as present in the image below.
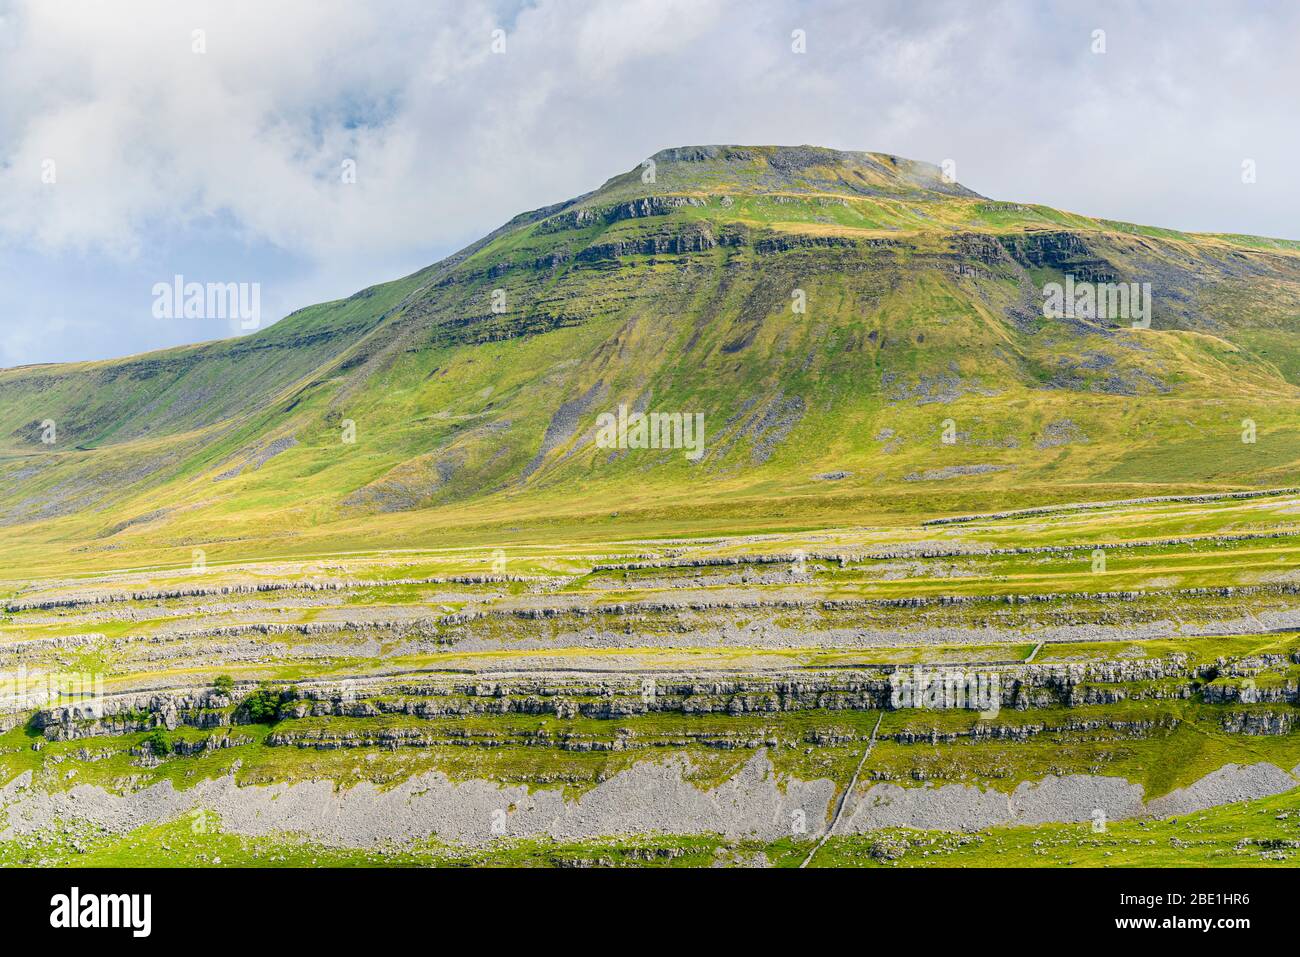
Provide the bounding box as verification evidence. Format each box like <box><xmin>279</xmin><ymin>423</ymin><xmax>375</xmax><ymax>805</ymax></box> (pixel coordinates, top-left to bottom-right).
<box><xmin>3</xmin><ymin>148</ymin><xmax>1300</xmax><ymax>578</ymax></box>
<box><xmin>3</xmin><ymin>146</ymin><xmax>1300</xmax><ymax>867</ymax></box>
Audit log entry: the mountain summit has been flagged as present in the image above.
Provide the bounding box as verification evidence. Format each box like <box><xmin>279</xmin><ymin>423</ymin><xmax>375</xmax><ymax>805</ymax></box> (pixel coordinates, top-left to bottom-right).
<box><xmin>591</xmin><ymin>144</ymin><xmax>984</xmax><ymax>201</ymax></box>
<box><xmin>3</xmin><ymin>146</ymin><xmax>1300</xmax><ymax>570</ymax></box>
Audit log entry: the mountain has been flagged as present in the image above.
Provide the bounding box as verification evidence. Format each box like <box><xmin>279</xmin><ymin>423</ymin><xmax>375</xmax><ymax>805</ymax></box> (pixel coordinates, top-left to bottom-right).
<box><xmin>4</xmin><ymin>144</ymin><xmax>1300</xmax><ymax>574</ymax></box>
<box><xmin>6</xmin><ymin>147</ymin><xmax>1300</xmax><ymax>868</ymax></box>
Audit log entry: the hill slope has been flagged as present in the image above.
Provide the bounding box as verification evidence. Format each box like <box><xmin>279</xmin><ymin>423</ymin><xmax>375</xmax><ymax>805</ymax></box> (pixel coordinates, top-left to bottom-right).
<box><xmin>4</xmin><ymin>144</ymin><xmax>1300</xmax><ymax>574</ymax></box>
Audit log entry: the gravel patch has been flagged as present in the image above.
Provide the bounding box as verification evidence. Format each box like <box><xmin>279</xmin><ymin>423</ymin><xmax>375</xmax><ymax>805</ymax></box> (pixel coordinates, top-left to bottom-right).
<box><xmin>3</xmin><ymin>755</ymin><xmax>1293</xmax><ymax>848</ymax></box>
<box><xmin>904</xmin><ymin>464</ymin><xmax>1009</xmax><ymax>482</ymax></box>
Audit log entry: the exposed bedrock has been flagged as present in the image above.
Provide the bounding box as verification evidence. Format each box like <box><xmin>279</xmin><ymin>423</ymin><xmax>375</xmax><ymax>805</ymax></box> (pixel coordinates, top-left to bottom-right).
<box><xmin>3</xmin><ymin>753</ymin><xmax>1296</xmax><ymax>847</ymax></box>
<box><xmin>842</xmin><ymin>762</ymin><xmax>1300</xmax><ymax>833</ymax></box>
<box><xmin>29</xmin><ymin>655</ymin><xmax>1227</xmax><ymax>741</ymax></box>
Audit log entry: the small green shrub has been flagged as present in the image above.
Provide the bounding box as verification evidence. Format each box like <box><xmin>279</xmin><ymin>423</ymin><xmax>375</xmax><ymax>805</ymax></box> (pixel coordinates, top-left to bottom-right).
<box><xmin>241</xmin><ymin>685</ymin><xmax>285</xmax><ymax>723</ymax></box>
<box><xmin>142</xmin><ymin>729</ymin><xmax>171</xmax><ymax>756</ymax></box>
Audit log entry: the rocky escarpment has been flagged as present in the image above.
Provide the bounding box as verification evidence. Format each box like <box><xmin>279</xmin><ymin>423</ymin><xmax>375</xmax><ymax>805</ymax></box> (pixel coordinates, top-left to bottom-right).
<box><xmin>28</xmin><ymin>649</ymin><xmax>1297</xmax><ymax>744</ymax></box>
<box><xmin>3</xmin><ymin>573</ymin><xmax>531</xmax><ymax>613</ymax></box>
<box><xmin>533</xmin><ymin>196</ymin><xmax>709</xmax><ymax>233</ymax></box>
<box><xmin>997</xmin><ymin>231</ymin><xmax>1119</xmax><ymax>283</ymax></box>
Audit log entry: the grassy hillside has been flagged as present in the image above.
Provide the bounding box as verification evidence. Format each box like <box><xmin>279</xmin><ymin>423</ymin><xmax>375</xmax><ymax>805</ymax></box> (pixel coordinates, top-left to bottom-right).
<box><xmin>4</xmin><ymin>144</ymin><xmax>1300</xmax><ymax>578</ymax></box>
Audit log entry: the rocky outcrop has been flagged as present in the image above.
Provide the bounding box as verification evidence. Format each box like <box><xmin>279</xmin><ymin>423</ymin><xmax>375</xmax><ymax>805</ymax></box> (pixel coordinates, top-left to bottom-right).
<box><xmin>1221</xmin><ymin>711</ymin><xmax>1298</xmax><ymax>735</ymax></box>
<box><xmin>4</xmin><ymin>574</ymin><xmax>527</xmax><ymax>613</ymax></box>
<box><xmin>997</xmin><ymin>231</ymin><xmax>1117</xmax><ymax>283</ymax></box>
<box><xmin>534</xmin><ymin>196</ymin><xmax>708</xmax><ymax>233</ymax></box>
<box><xmin>28</xmin><ymin>649</ymin><xmax>1283</xmax><ymax>744</ymax></box>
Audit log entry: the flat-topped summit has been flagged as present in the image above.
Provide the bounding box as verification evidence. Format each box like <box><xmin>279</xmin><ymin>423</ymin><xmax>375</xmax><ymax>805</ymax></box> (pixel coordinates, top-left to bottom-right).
<box><xmin>588</xmin><ymin>144</ymin><xmax>985</xmax><ymax>204</ymax></box>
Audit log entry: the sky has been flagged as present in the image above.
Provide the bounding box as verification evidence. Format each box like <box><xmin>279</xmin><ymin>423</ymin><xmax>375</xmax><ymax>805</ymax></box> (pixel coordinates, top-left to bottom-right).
<box><xmin>1</xmin><ymin>0</ymin><xmax>1297</xmax><ymax>367</ymax></box>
